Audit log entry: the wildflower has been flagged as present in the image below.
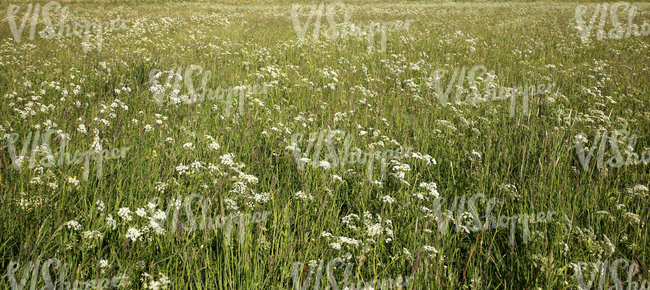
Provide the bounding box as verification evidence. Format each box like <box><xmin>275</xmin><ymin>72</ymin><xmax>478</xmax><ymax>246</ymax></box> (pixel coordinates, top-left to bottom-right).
<box><xmin>208</xmin><ymin>141</ymin><xmax>220</xmax><ymax>151</ymax></box>
<box><xmin>367</xmin><ymin>223</ymin><xmax>383</xmax><ymax>237</ymax></box>
<box><xmin>330</xmin><ymin>243</ymin><xmax>342</xmax><ymax>250</ymax></box>
<box><xmin>422</xmin><ymin>245</ymin><xmax>439</xmax><ymax>254</ymax></box>
<box><xmin>67</xmin><ymin>176</ymin><xmax>80</xmax><ymax>186</ymax></box>
<box><xmin>118</xmin><ymin>207</ymin><xmax>133</xmax><ymax>221</ymax></box>
<box><xmin>82</xmin><ymin>231</ymin><xmax>103</xmax><ymax>239</ymax></box>
<box><xmin>626</xmin><ymin>185</ymin><xmax>649</xmax><ymax>197</ymax></box>
<box><xmin>382</xmin><ymin>195</ymin><xmax>395</xmax><ymax>204</ymax></box>
<box><xmin>96</xmin><ymin>200</ymin><xmax>105</xmax><ymax>212</ymax></box>
<box><xmin>106</xmin><ymin>214</ymin><xmax>117</xmax><ymax>230</ymax></box>
<box><xmin>419</xmin><ymin>182</ymin><xmax>439</xmax><ymax>198</ymax></box>
<box><xmin>65</xmin><ymin>220</ymin><xmax>82</xmax><ymax>231</ymax></box>
<box><xmin>154</xmin><ymin>182</ymin><xmax>168</xmax><ymax>193</ymax></box>
<box><xmin>77</xmin><ymin>124</ymin><xmax>87</xmax><ymax>134</ymax></box>
<box><xmin>339</xmin><ymin>236</ymin><xmax>361</xmax><ymax>247</ymax></box>
<box><xmin>125</xmin><ymin>228</ymin><xmax>142</xmax><ymax>241</ymax></box>
<box><xmin>295</xmin><ymin>191</ymin><xmax>313</xmax><ymax>201</ymax></box>
<box><xmin>625</xmin><ymin>212</ymin><xmax>641</xmax><ymax>226</ymax></box>
<box><xmin>136</xmin><ymin>208</ymin><xmax>147</xmax><ymax>217</ymax></box>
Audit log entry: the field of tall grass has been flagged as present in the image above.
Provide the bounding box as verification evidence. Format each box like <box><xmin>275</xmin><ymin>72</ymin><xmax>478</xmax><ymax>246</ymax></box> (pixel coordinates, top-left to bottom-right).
<box><xmin>1</xmin><ymin>0</ymin><xmax>650</xmax><ymax>289</ymax></box>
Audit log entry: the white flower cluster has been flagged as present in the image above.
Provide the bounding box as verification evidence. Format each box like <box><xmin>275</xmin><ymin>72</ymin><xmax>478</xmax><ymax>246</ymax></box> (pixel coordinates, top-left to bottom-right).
<box><xmin>295</xmin><ymin>190</ymin><xmax>313</xmax><ymax>201</ymax></box>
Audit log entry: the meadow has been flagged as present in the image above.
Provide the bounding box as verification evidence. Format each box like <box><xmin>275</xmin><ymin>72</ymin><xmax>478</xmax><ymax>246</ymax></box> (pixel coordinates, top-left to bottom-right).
<box><xmin>1</xmin><ymin>0</ymin><xmax>650</xmax><ymax>289</ymax></box>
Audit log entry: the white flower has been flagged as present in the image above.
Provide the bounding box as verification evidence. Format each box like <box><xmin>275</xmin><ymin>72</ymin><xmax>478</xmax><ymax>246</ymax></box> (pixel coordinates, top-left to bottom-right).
<box><xmin>65</xmin><ymin>220</ymin><xmax>82</xmax><ymax>231</ymax></box>
<box><xmin>155</xmin><ymin>182</ymin><xmax>168</xmax><ymax>193</ymax></box>
<box><xmin>77</xmin><ymin>124</ymin><xmax>87</xmax><ymax>134</ymax></box>
<box><xmin>382</xmin><ymin>195</ymin><xmax>395</xmax><ymax>204</ymax></box>
<box><xmin>165</xmin><ymin>137</ymin><xmax>174</xmax><ymax>143</ymax></box>
<box><xmin>136</xmin><ymin>208</ymin><xmax>147</xmax><ymax>217</ymax></box>
<box><xmin>96</xmin><ymin>200</ymin><xmax>105</xmax><ymax>212</ymax></box>
<box><xmin>342</xmin><ymin>214</ymin><xmax>359</xmax><ymax>226</ymax></box>
<box><xmin>224</xmin><ymin>199</ymin><xmax>239</xmax><ymax>211</ymax></box>
<box><xmin>319</xmin><ymin>161</ymin><xmax>331</xmax><ymax>170</ymax></box>
<box><xmin>158</xmin><ymin>273</ymin><xmax>171</xmax><ymax>286</ymax></box>
<box><xmin>106</xmin><ymin>214</ymin><xmax>117</xmax><ymax>230</ymax></box>
<box><xmin>371</xmin><ymin>180</ymin><xmax>383</xmax><ymax>186</ymax></box>
<box><xmin>144</xmin><ymin>125</ymin><xmax>153</xmax><ymax>132</ymax></box>
<box><xmin>626</xmin><ymin>184</ymin><xmax>649</xmax><ymax>197</ymax></box>
<box><xmin>149</xmin><ymin>219</ymin><xmax>165</xmax><ymax>235</ymax></box>
<box><xmin>208</xmin><ymin>141</ymin><xmax>220</xmax><ymax>151</ymax></box>
<box><xmin>419</xmin><ymin>182</ymin><xmax>440</xmax><ymax>198</ymax></box>
<box><xmin>67</xmin><ymin>176</ymin><xmax>80</xmax><ymax>186</ymax></box>
<box><xmin>220</xmin><ymin>153</ymin><xmax>236</xmax><ymax>166</ymax></box>
<box><xmin>295</xmin><ymin>191</ymin><xmax>313</xmax><ymax>201</ymax></box>
<box><xmin>151</xmin><ymin>210</ymin><xmax>167</xmax><ymax>221</ymax></box>
<box><xmin>422</xmin><ymin>245</ymin><xmax>438</xmax><ymax>253</ymax></box>
<box><xmin>99</xmin><ymin>260</ymin><xmax>109</xmax><ymax>268</ymax></box>
<box><xmin>339</xmin><ymin>236</ymin><xmax>361</xmax><ymax>247</ymax></box>
<box><xmin>125</xmin><ymin>228</ymin><xmax>142</xmax><ymax>241</ymax></box>
<box><xmin>332</xmin><ymin>175</ymin><xmax>344</xmax><ymax>182</ymax></box>
<box><xmin>252</xmin><ymin>191</ymin><xmax>271</xmax><ymax>203</ymax></box>
<box><xmin>176</xmin><ymin>164</ymin><xmax>189</xmax><ymax>175</ymax></box>
<box><xmin>182</xmin><ymin>142</ymin><xmax>193</xmax><ymax>150</ymax></box>
<box><xmin>82</xmin><ymin>231</ymin><xmax>103</xmax><ymax>239</ymax></box>
<box><xmin>322</xmin><ymin>231</ymin><xmax>333</xmax><ymax>238</ymax></box>
<box><xmin>412</xmin><ymin>193</ymin><xmax>428</xmax><ymax>201</ymax></box>
<box><xmin>330</xmin><ymin>243</ymin><xmax>342</xmax><ymax>250</ymax></box>
<box><xmin>366</xmin><ymin>223</ymin><xmax>383</xmax><ymax>237</ymax></box>
<box><xmin>118</xmin><ymin>207</ymin><xmax>133</xmax><ymax>221</ymax></box>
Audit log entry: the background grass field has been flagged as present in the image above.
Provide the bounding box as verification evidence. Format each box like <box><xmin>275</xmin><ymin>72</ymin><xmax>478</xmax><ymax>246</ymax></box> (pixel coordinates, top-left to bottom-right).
<box><xmin>1</xmin><ymin>0</ymin><xmax>650</xmax><ymax>289</ymax></box>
